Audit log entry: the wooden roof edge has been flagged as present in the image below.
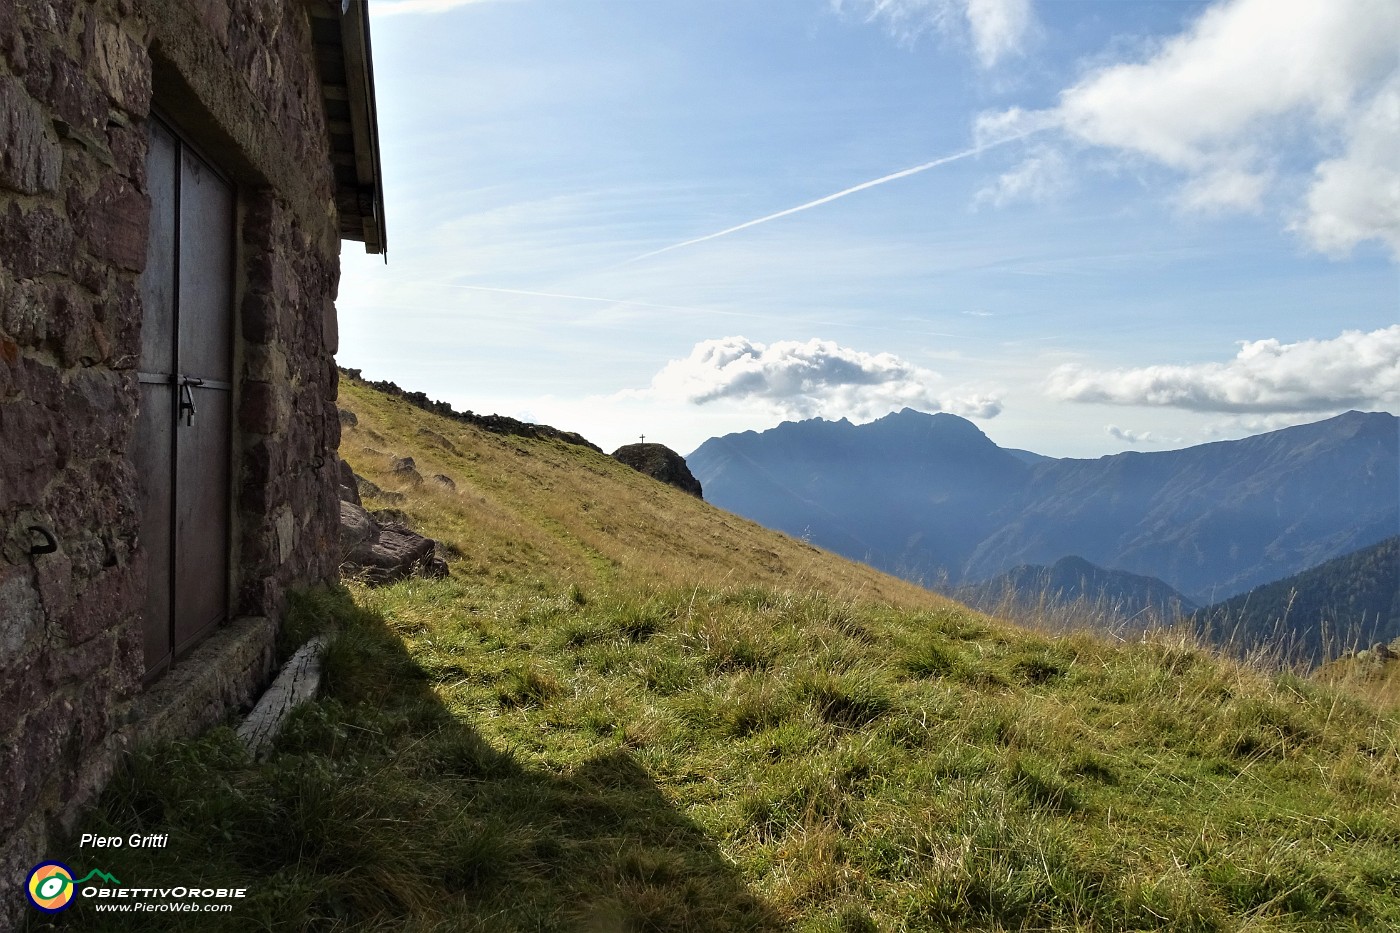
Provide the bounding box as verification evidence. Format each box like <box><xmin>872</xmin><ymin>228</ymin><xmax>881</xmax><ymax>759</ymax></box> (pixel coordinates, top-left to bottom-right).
<box><xmin>309</xmin><ymin>0</ymin><xmax>387</xmax><ymax>256</ymax></box>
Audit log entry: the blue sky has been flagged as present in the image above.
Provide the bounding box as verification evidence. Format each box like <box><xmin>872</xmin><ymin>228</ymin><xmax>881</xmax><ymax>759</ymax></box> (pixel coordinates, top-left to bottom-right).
<box><xmin>338</xmin><ymin>0</ymin><xmax>1399</xmax><ymax>458</ymax></box>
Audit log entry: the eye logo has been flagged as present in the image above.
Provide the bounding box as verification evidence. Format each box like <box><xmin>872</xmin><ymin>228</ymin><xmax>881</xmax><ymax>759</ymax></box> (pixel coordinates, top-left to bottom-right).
<box><xmin>27</xmin><ymin>862</ymin><xmax>76</xmax><ymax>913</ymax></box>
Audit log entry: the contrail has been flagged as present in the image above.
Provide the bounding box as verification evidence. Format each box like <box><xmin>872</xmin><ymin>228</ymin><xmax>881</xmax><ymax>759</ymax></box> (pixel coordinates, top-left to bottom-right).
<box><xmin>622</xmin><ymin>137</ymin><xmax>1020</xmax><ymax>265</ymax></box>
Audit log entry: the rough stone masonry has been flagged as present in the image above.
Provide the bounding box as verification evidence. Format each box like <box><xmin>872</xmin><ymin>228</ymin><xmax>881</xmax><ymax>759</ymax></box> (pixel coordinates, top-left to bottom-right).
<box><xmin>0</xmin><ymin>0</ymin><xmax>381</xmax><ymax>923</ymax></box>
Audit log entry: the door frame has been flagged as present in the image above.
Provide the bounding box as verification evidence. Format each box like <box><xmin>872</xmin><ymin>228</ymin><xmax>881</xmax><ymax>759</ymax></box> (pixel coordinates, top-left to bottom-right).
<box><xmin>138</xmin><ymin>107</ymin><xmax>242</xmax><ymax>683</ymax></box>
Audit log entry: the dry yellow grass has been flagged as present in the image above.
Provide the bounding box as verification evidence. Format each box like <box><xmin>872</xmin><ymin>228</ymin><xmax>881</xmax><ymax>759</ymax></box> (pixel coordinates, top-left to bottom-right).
<box><xmin>337</xmin><ymin>376</ymin><xmax>953</xmax><ymax>612</ymax></box>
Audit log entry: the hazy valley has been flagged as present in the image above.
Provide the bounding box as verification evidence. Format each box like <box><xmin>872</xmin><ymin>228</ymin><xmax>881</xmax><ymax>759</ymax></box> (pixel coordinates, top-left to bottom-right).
<box><xmin>690</xmin><ymin>408</ymin><xmax>1399</xmax><ymax>654</ymax></box>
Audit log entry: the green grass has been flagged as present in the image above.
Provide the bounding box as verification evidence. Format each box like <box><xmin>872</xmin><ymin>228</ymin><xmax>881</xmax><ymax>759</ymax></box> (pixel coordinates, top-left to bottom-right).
<box><xmin>46</xmin><ymin>380</ymin><xmax>1400</xmax><ymax>932</ymax></box>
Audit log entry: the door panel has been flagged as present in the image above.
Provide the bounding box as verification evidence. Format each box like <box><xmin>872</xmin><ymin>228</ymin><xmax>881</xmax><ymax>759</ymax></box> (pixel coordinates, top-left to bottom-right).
<box><xmin>136</xmin><ymin>115</ymin><xmax>235</xmax><ymax>678</ymax></box>
<box><xmin>174</xmin><ymin>390</ymin><xmax>231</xmax><ymax>653</ymax></box>
<box><xmin>177</xmin><ymin>149</ymin><xmax>234</xmax><ymax>382</ymax></box>
<box><xmin>172</xmin><ymin>142</ymin><xmax>234</xmax><ymax>655</ymax></box>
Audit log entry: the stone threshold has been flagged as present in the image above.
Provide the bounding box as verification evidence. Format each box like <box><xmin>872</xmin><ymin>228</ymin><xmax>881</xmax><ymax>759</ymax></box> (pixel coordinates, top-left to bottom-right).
<box><xmin>129</xmin><ymin>615</ymin><xmax>276</xmax><ymax>748</ymax></box>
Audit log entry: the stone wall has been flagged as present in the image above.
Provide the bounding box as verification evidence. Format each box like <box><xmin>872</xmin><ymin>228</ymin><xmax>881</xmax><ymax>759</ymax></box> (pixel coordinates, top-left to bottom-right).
<box><xmin>0</xmin><ymin>0</ymin><xmax>349</xmax><ymax>922</ymax></box>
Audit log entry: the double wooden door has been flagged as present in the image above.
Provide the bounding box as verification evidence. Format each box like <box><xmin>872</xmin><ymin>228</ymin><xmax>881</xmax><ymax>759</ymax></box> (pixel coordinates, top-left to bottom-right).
<box><xmin>135</xmin><ymin>117</ymin><xmax>234</xmax><ymax>678</ymax></box>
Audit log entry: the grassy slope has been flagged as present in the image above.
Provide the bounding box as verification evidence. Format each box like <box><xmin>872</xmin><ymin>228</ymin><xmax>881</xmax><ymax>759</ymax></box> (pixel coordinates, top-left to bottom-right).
<box><xmin>336</xmin><ymin>378</ymin><xmax>945</xmax><ymax>607</ymax></box>
<box><xmin>57</xmin><ymin>379</ymin><xmax>1400</xmax><ymax>933</ymax></box>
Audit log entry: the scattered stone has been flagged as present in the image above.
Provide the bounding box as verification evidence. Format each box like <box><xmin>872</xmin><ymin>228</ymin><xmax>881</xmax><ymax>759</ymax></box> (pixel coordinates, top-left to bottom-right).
<box><xmin>611</xmin><ymin>443</ymin><xmax>704</xmax><ymax>499</ymax></box>
<box><xmin>416</xmin><ymin>427</ymin><xmax>459</xmax><ymax>454</ymax></box>
<box><xmin>361</xmin><ymin>446</ymin><xmax>382</xmax><ymax>457</ymax></box>
<box><xmin>391</xmin><ymin>456</ymin><xmax>422</xmax><ymax>485</ymax></box>
<box><xmin>1374</xmin><ymin>642</ymin><xmax>1394</xmax><ymax>661</ymax></box>
<box><xmin>338</xmin><ymin>408</ymin><xmax>358</xmax><ymax>427</ymax></box>
<box><xmin>432</xmin><ymin>473</ymin><xmax>456</xmax><ymax>490</ymax></box>
<box><xmin>355</xmin><ymin>475</ymin><xmax>382</xmax><ymax>499</ymax></box>
<box><xmin>338</xmin><ymin>500</ymin><xmax>448</xmax><ymax>585</ymax></box>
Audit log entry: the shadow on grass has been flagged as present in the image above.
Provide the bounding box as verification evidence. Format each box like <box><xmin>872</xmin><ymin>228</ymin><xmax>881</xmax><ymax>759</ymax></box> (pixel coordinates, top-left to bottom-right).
<box><xmin>35</xmin><ymin>588</ymin><xmax>785</xmax><ymax>932</ymax></box>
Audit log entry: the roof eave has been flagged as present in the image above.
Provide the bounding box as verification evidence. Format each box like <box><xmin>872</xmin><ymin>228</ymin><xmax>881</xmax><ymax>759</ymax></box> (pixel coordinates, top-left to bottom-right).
<box><xmin>309</xmin><ymin>0</ymin><xmax>387</xmax><ymax>255</ymax></box>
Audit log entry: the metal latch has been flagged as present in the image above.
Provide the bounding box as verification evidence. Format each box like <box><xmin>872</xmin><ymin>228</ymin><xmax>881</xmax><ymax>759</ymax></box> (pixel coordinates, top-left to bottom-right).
<box><xmin>178</xmin><ymin>376</ymin><xmax>204</xmax><ymax>426</ymax></box>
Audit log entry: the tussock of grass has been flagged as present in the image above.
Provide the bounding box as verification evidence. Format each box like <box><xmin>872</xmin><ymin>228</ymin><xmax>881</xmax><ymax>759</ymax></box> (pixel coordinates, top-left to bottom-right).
<box><xmin>57</xmin><ymin>381</ymin><xmax>1400</xmax><ymax>931</ymax></box>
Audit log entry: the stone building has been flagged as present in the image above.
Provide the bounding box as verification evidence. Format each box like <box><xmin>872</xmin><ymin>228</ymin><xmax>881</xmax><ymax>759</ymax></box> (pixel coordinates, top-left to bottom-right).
<box><xmin>0</xmin><ymin>0</ymin><xmax>385</xmax><ymax>918</ymax></box>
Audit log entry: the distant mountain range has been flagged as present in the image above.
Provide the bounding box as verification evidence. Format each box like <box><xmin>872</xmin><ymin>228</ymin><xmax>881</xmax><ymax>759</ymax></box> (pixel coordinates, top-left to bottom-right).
<box><xmin>1193</xmin><ymin>536</ymin><xmax>1399</xmax><ymax>663</ymax></box>
<box><xmin>954</xmin><ymin>554</ymin><xmax>1199</xmax><ymax>624</ymax></box>
<box><xmin>951</xmin><ymin>539</ymin><xmax>1400</xmax><ymax>664</ymax></box>
<box><xmin>688</xmin><ymin>409</ymin><xmax>1399</xmax><ymax>604</ymax></box>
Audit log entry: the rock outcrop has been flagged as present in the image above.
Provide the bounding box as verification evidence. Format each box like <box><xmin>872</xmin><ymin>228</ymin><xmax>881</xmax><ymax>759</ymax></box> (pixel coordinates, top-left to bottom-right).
<box><xmin>337</xmin><ymin>473</ymin><xmax>449</xmax><ymax>585</ymax></box>
<box><xmin>611</xmin><ymin>443</ymin><xmax>704</xmax><ymax>499</ymax></box>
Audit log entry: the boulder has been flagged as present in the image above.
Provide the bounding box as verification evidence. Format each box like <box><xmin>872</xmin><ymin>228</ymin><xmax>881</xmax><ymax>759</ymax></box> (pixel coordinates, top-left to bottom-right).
<box><xmin>339</xmin><ymin>499</ymin><xmax>376</xmax><ymax>553</ymax></box>
<box><xmin>391</xmin><ymin>456</ymin><xmax>422</xmax><ymax>486</ymax></box>
<box><xmin>339</xmin><ymin>500</ymin><xmax>449</xmax><ymax>585</ymax></box>
<box><xmin>611</xmin><ymin>443</ymin><xmax>703</xmax><ymax>499</ymax></box>
<box><xmin>336</xmin><ymin>458</ymin><xmax>360</xmax><ymax>506</ymax></box>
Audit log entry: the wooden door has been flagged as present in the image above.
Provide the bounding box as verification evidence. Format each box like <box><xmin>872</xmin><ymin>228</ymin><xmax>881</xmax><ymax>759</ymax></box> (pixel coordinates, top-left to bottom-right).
<box><xmin>136</xmin><ymin>116</ymin><xmax>234</xmax><ymax>679</ymax></box>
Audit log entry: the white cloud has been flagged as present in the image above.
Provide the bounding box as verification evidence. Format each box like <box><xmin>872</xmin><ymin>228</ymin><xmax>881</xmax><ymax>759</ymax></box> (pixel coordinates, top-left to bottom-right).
<box><xmin>1293</xmin><ymin>73</ymin><xmax>1400</xmax><ymax>256</ymax></box>
<box><xmin>640</xmin><ymin>336</ymin><xmax>1003</xmax><ymax>420</ymax></box>
<box><xmin>1106</xmin><ymin>425</ymin><xmax>1147</xmax><ymax>444</ymax></box>
<box><xmin>1106</xmin><ymin>425</ymin><xmax>1182</xmax><ymax>446</ymax></box>
<box><xmin>974</xmin><ymin>146</ymin><xmax>1068</xmax><ymax>207</ymax></box>
<box><xmin>1048</xmin><ymin>325</ymin><xmax>1400</xmax><ymax>413</ymax></box>
<box><xmin>1176</xmin><ymin>166</ymin><xmax>1271</xmax><ymax>214</ymax></box>
<box><xmin>835</xmin><ymin>0</ymin><xmax>1033</xmax><ymax>68</ymax></box>
<box><xmin>976</xmin><ymin>0</ymin><xmax>1400</xmax><ymax>255</ymax></box>
<box><xmin>965</xmin><ymin>0</ymin><xmax>1033</xmax><ymax>69</ymax></box>
<box><xmin>1201</xmin><ymin>412</ymin><xmax>1328</xmax><ymax>441</ymax></box>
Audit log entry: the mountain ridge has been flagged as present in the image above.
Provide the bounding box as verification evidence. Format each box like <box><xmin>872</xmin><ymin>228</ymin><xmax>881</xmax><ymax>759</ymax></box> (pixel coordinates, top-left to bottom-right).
<box><xmin>1194</xmin><ymin>535</ymin><xmax>1400</xmax><ymax>662</ymax></box>
<box><xmin>955</xmin><ymin>554</ymin><xmax>1201</xmax><ymax>625</ymax></box>
<box><xmin>690</xmin><ymin>408</ymin><xmax>1399</xmax><ymax>602</ymax></box>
